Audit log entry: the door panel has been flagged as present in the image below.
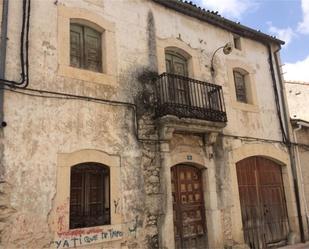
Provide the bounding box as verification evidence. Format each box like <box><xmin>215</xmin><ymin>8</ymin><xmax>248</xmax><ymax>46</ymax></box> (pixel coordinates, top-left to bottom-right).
<box><xmin>236</xmin><ymin>157</ymin><xmax>289</xmax><ymax>249</ymax></box>
<box><xmin>257</xmin><ymin>157</ymin><xmax>289</xmax><ymax>245</ymax></box>
<box><xmin>171</xmin><ymin>165</ymin><xmax>207</xmax><ymax>249</ymax></box>
<box><xmin>237</xmin><ymin>158</ymin><xmax>265</xmax><ymax>249</ymax></box>
<box><xmin>165</xmin><ymin>52</ymin><xmax>190</xmax><ymax>105</ymax></box>
<box><xmin>165</xmin><ymin>52</ymin><xmax>187</xmax><ymax>76</ymax></box>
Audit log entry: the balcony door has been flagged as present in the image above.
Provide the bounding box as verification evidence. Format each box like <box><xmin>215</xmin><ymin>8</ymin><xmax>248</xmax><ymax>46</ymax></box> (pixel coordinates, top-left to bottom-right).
<box><xmin>165</xmin><ymin>52</ymin><xmax>190</xmax><ymax>105</ymax></box>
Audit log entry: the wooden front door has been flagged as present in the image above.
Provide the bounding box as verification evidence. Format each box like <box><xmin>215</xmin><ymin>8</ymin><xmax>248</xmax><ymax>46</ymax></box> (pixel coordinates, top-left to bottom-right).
<box><xmin>165</xmin><ymin>52</ymin><xmax>190</xmax><ymax>105</ymax></box>
<box><xmin>171</xmin><ymin>165</ymin><xmax>207</xmax><ymax>249</ymax></box>
<box><xmin>236</xmin><ymin>157</ymin><xmax>289</xmax><ymax>249</ymax></box>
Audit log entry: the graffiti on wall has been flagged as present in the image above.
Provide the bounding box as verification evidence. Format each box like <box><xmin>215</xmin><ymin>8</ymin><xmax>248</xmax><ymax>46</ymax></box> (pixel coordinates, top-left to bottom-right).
<box><xmin>113</xmin><ymin>198</ymin><xmax>120</xmax><ymax>214</ymax></box>
<box><xmin>52</xmin><ymin>201</ymin><xmax>141</xmax><ymax>248</ymax></box>
<box><xmin>128</xmin><ymin>215</ymin><xmax>139</xmax><ymax>238</ymax></box>
<box><xmin>56</xmin><ymin>198</ymin><xmax>70</xmax><ymax>232</ymax></box>
<box><xmin>51</xmin><ymin>227</ymin><xmax>123</xmax><ymax>248</ymax></box>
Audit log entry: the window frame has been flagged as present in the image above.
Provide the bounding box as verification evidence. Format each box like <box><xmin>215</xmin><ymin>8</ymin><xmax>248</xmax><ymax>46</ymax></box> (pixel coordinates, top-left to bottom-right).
<box><xmin>52</xmin><ymin>149</ymin><xmax>122</xmax><ymax>247</ymax></box>
<box><xmin>233</xmin><ymin>70</ymin><xmax>248</xmax><ymax>103</ymax></box>
<box><xmin>227</xmin><ymin>61</ymin><xmax>259</xmax><ymax>112</ymax></box>
<box><xmin>57</xmin><ymin>6</ymin><xmax>117</xmax><ymax>86</ymax></box>
<box><xmin>156</xmin><ymin>38</ymin><xmax>199</xmax><ymax>77</ymax></box>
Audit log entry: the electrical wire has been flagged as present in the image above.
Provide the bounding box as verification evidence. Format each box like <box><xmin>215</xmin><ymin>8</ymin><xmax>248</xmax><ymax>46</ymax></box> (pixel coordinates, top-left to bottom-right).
<box><xmin>3</xmin><ymin>85</ymin><xmax>309</xmax><ymax>148</ymax></box>
<box><xmin>220</xmin><ymin>133</ymin><xmax>309</xmax><ymax>151</ymax></box>
<box><xmin>0</xmin><ymin>0</ymin><xmax>30</xmax><ymax>87</ymax></box>
<box><xmin>0</xmin><ymin>86</ymin><xmax>165</xmax><ymax>142</ymax></box>
<box><xmin>1</xmin><ymin>86</ymin><xmax>137</xmax><ymax>108</ymax></box>
<box><xmin>24</xmin><ymin>0</ymin><xmax>31</xmax><ymax>88</ymax></box>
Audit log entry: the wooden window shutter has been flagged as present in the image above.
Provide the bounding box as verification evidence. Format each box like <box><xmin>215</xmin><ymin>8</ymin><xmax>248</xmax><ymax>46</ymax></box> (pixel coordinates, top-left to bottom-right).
<box><xmin>70</xmin><ymin>24</ymin><xmax>84</xmax><ymax>68</ymax></box>
<box><xmin>84</xmin><ymin>27</ymin><xmax>102</xmax><ymax>72</ymax></box>
<box><xmin>165</xmin><ymin>53</ymin><xmax>173</xmax><ymax>74</ymax></box>
<box><xmin>234</xmin><ymin>71</ymin><xmax>247</xmax><ymax>103</ymax></box>
<box><xmin>70</xmin><ymin>163</ymin><xmax>110</xmax><ymax>229</ymax></box>
<box><xmin>87</xmin><ymin>168</ymin><xmax>105</xmax><ymax>226</ymax></box>
<box><xmin>70</xmin><ymin>167</ymin><xmax>85</xmax><ymax>228</ymax></box>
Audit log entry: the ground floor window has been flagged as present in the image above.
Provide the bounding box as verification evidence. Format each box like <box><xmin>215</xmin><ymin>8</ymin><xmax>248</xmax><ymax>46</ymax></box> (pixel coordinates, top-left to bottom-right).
<box><xmin>70</xmin><ymin>162</ymin><xmax>110</xmax><ymax>229</ymax></box>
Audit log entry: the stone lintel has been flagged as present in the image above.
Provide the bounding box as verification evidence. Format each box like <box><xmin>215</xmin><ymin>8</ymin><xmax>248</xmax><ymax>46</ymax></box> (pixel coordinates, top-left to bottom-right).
<box><xmin>158</xmin><ymin>115</ymin><xmax>225</xmax><ymax>141</ymax></box>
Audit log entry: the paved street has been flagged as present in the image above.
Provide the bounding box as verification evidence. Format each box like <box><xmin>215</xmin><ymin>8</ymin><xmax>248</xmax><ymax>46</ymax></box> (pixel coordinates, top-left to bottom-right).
<box><xmin>278</xmin><ymin>242</ymin><xmax>309</xmax><ymax>249</ymax></box>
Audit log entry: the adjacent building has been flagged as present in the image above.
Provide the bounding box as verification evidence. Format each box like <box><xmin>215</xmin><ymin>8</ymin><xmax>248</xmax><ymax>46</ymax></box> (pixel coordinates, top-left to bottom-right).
<box><xmin>0</xmin><ymin>0</ymin><xmax>307</xmax><ymax>249</ymax></box>
<box><xmin>286</xmin><ymin>81</ymin><xmax>309</xmax><ymax>244</ymax></box>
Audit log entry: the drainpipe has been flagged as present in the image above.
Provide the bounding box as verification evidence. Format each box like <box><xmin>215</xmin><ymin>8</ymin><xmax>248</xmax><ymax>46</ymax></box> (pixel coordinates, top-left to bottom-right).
<box><xmin>270</xmin><ymin>44</ymin><xmax>306</xmax><ymax>243</ymax></box>
<box><xmin>293</xmin><ymin>122</ymin><xmax>309</xmax><ymax>234</ymax></box>
<box><xmin>0</xmin><ymin>0</ymin><xmax>8</xmax><ymax>125</ymax></box>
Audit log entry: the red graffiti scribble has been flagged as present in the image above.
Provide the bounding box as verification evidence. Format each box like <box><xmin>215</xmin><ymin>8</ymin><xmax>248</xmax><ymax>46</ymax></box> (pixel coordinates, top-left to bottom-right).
<box><xmin>57</xmin><ymin>227</ymin><xmax>103</xmax><ymax>237</ymax></box>
<box><xmin>56</xmin><ymin>198</ymin><xmax>70</xmax><ymax>232</ymax></box>
<box><xmin>57</xmin><ymin>215</ymin><xmax>66</xmax><ymax>232</ymax></box>
<box><xmin>56</xmin><ymin>197</ymin><xmax>70</xmax><ymax>213</ymax></box>
<box><xmin>57</xmin><ymin>229</ymin><xmax>83</xmax><ymax>237</ymax></box>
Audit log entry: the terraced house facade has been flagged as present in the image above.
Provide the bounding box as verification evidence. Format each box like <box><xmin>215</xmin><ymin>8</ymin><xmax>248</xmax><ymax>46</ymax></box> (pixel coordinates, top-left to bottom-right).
<box><xmin>0</xmin><ymin>0</ymin><xmax>307</xmax><ymax>249</ymax></box>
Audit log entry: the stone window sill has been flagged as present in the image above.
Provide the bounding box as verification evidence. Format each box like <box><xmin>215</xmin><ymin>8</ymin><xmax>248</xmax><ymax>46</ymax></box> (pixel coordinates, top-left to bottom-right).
<box><xmin>231</xmin><ymin>100</ymin><xmax>259</xmax><ymax>112</ymax></box>
<box><xmin>58</xmin><ymin>65</ymin><xmax>117</xmax><ymax>86</ymax></box>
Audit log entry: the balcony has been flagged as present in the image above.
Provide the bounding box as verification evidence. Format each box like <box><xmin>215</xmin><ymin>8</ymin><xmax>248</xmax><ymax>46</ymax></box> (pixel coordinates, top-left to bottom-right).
<box><xmin>155</xmin><ymin>73</ymin><xmax>227</xmax><ymax>123</ymax></box>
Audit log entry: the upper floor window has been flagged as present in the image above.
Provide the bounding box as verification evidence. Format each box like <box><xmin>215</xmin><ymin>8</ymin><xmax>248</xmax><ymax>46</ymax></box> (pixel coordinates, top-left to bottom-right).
<box><xmin>233</xmin><ymin>70</ymin><xmax>247</xmax><ymax>103</ymax></box>
<box><xmin>70</xmin><ymin>162</ymin><xmax>110</xmax><ymax>229</ymax></box>
<box><xmin>70</xmin><ymin>23</ymin><xmax>102</xmax><ymax>72</ymax></box>
<box><xmin>233</xmin><ymin>34</ymin><xmax>241</xmax><ymax>50</ymax></box>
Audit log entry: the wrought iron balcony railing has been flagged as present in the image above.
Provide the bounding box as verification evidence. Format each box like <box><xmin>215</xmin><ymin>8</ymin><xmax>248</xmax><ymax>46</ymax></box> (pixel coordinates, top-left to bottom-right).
<box><xmin>155</xmin><ymin>73</ymin><xmax>227</xmax><ymax>122</ymax></box>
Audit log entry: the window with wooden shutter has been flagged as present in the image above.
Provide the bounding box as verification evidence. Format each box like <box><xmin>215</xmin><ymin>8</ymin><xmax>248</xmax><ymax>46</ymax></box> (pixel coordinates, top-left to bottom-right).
<box><xmin>233</xmin><ymin>70</ymin><xmax>247</xmax><ymax>103</ymax></box>
<box><xmin>70</xmin><ymin>23</ymin><xmax>102</xmax><ymax>72</ymax></box>
<box><xmin>70</xmin><ymin>163</ymin><xmax>110</xmax><ymax>229</ymax></box>
<box><xmin>233</xmin><ymin>34</ymin><xmax>241</xmax><ymax>50</ymax></box>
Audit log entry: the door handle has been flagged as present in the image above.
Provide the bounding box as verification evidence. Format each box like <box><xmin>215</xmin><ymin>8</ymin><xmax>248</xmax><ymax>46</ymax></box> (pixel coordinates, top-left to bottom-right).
<box><xmin>263</xmin><ymin>205</ymin><xmax>269</xmax><ymax>215</ymax></box>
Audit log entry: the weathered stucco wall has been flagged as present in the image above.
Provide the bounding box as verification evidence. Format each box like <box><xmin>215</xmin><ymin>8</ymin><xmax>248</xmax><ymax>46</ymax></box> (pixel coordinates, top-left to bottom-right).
<box><xmin>285</xmin><ymin>82</ymin><xmax>309</xmax><ymax>121</ymax></box>
<box><xmin>0</xmin><ymin>0</ymin><xmax>296</xmax><ymax>248</ymax></box>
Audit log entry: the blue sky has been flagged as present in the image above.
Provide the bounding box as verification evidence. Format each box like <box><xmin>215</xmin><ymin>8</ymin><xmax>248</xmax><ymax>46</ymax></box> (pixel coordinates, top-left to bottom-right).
<box><xmin>193</xmin><ymin>0</ymin><xmax>309</xmax><ymax>82</ymax></box>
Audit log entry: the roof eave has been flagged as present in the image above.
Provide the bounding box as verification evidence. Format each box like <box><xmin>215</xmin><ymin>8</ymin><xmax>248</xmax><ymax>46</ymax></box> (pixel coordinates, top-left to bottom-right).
<box><xmin>152</xmin><ymin>0</ymin><xmax>285</xmax><ymax>46</ymax></box>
